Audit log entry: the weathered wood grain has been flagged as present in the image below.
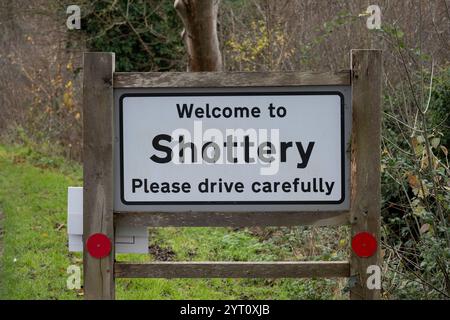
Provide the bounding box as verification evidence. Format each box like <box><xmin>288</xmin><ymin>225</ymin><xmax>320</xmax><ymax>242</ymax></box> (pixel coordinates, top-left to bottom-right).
<box><xmin>115</xmin><ymin>261</ymin><xmax>350</xmax><ymax>279</ymax></box>
<box><xmin>83</xmin><ymin>52</ymin><xmax>115</xmax><ymax>300</ymax></box>
<box><xmin>113</xmin><ymin>71</ymin><xmax>351</xmax><ymax>88</ymax></box>
<box><xmin>114</xmin><ymin>211</ymin><xmax>350</xmax><ymax>227</ymax></box>
<box><xmin>349</xmin><ymin>50</ymin><xmax>382</xmax><ymax>300</ymax></box>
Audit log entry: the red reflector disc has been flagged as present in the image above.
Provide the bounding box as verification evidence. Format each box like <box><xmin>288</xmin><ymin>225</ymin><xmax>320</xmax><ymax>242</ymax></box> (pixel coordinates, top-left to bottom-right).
<box><xmin>86</xmin><ymin>233</ymin><xmax>112</xmax><ymax>259</ymax></box>
<box><xmin>351</xmin><ymin>232</ymin><xmax>377</xmax><ymax>258</ymax></box>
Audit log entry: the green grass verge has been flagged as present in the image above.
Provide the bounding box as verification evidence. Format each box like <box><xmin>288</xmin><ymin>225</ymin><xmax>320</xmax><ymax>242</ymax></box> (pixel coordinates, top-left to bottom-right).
<box><xmin>0</xmin><ymin>144</ymin><xmax>345</xmax><ymax>299</ymax></box>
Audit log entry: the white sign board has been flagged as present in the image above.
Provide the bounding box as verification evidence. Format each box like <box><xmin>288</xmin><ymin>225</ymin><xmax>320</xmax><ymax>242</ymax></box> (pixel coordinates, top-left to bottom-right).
<box><xmin>67</xmin><ymin>187</ymin><xmax>148</xmax><ymax>253</ymax></box>
<box><xmin>114</xmin><ymin>89</ymin><xmax>350</xmax><ymax>212</ymax></box>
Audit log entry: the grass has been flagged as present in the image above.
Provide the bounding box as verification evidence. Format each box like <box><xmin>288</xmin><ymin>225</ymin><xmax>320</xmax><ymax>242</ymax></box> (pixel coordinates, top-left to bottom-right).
<box><xmin>0</xmin><ymin>144</ymin><xmax>347</xmax><ymax>300</ymax></box>
<box><xmin>0</xmin><ymin>145</ymin><xmax>82</xmax><ymax>299</ymax></box>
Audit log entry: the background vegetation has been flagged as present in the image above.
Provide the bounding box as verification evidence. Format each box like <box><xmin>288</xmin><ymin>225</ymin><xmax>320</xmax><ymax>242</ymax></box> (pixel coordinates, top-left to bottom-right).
<box><xmin>0</xmin><ymin>0</ymin><xmax>449</xmax><ymax>299</ymax></box>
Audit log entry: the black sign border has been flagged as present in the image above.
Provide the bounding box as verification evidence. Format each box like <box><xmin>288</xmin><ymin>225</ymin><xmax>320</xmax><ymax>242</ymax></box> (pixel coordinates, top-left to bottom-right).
<box><xmin>119</xmin><ymin>91</ymin><xmax>346</xmax><ymax>206</ymax></box>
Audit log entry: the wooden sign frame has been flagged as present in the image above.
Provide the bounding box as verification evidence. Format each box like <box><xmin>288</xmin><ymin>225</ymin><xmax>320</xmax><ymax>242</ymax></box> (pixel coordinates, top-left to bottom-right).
<box><xmin>82</xmin><ymin>50</ymin><xmax>382</xmax><ymax>300</ymax></box>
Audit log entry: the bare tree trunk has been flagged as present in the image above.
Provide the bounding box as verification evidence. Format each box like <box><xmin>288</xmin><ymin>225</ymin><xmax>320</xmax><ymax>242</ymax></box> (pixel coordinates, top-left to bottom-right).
<box><xmin>174</xmin><ymin>0</ymin><xmax>222</xmax><ymax>71</ymax></box>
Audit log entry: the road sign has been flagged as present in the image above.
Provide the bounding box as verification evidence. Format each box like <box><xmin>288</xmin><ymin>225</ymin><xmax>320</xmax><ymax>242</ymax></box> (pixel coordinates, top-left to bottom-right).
<box><xmin>114</xmin><ymin>88</ymin><xmax>351</xmax><ymax>212</ymax></box>
<box><xmin>82</xmin><ymin>51</ymin><xmax>381</xmax><ymax>300</ymax></box>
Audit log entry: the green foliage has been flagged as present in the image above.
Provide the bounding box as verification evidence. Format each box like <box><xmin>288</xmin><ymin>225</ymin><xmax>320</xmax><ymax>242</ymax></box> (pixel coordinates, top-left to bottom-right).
<box><xmin>83</xmin><ymin>0</ymin><xmax>185</xmax><ymax>72</ymax></box>
<box><xmin>381</xmin><ymin>66</ymin><xmax>450</xmax><ymax>299</ymax></box>
<box><xmin>429</xmin><ymin>68</ymin><xmax>450</xmax><ymax>149</ymax></box>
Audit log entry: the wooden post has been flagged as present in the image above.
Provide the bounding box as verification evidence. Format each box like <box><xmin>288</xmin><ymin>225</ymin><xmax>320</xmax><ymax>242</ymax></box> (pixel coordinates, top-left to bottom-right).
<box><xmin>83</xmin><ymin>52</ymin><xmax>115</xmax><ymax>300</ymax></box>
<box><xmin>349</xmin><ymin>49</ymin><xmax>382</xmax><ymax>299</ymax></box>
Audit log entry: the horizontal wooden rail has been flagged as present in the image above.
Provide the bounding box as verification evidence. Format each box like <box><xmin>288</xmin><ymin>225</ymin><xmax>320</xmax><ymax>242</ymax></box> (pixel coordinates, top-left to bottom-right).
<box><xmin>115</xmin><ymin>261</ymin><xmax>350</xmax><ymax>279</ymax></box>
<box><xmin>114</xmin><ymin>211</ymin><xmax>350</xmax><ymax>227</ymax></box>
<box><xmin>113</xmin><ymin>71</ymin><xmax>351</xmax><ymax>88</ymax></box>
